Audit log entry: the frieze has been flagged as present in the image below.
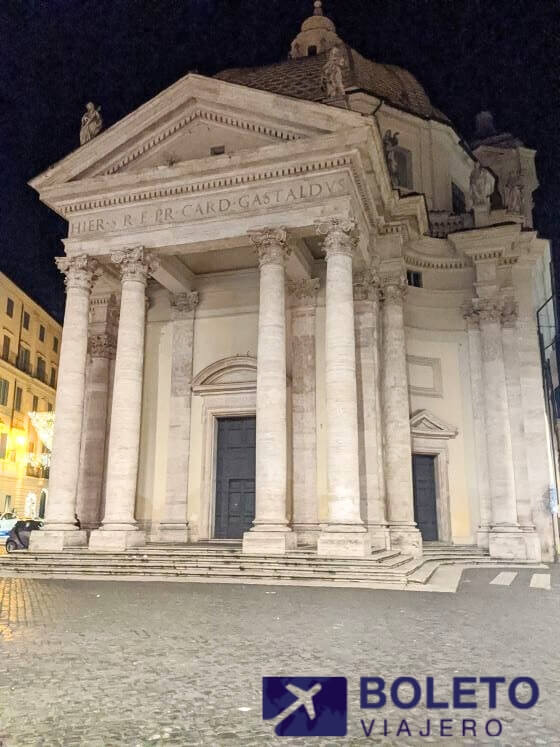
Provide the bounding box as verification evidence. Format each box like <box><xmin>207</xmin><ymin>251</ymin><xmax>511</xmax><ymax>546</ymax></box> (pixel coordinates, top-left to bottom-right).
<box><xmin>68</xmin><ymin>174</ymin><xmax>349</xmax><ymax>238</ymax></box>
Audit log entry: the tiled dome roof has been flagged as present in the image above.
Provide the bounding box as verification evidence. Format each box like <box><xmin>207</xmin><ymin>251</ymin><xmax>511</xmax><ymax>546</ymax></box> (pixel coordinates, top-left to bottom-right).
<box><xmin>215</xmin><ymin>3</ymin><xmax>449</xmax><ymax>125</ymax></box>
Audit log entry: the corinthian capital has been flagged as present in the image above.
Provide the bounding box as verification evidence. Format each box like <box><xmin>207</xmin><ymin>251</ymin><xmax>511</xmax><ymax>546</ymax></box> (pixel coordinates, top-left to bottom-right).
<box><xmin>288</xmin><ymin>278</ymin><xmax>320</xmax><ymax>307</ymax></box>
<box><xmin>379</xmin><ymin>271</ymin><xmax>407</xmax><ymax>304</ymax></box>
<box><xmin>249</xmin><ymin>227</ymin><xmax>291</xmax><ymax>267</ymax></box>
<box><xmin>353</xmin><ymin>268</ymin><xmax>380</xmax><ymax>301</ymax></box>
<box><xmin>111</xmin><ymin>246</ymin><xmax>159</xmax><ymax>283</ymax></box>
<box><xmin>88</xmin><ymin>333</ymin><xmax>116</xmax><ymax>359</ymax></box>
<box><xmin>170</xmin><ymin>291</ymin><xmax>199</xmax><ymax>317</ymax></box>
<box><xmin>56</xmin><ymin>254</ymin><xmax>99</xmax><ymax>291</ymax></box>
<box><xmin>316</xmin><ymin>217</ymin><xmax>357</xmax><ymax>260</ymax></box>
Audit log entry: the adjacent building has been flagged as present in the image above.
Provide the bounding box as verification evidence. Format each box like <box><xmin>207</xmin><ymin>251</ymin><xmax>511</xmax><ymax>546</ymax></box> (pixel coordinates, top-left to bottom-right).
<box><xmin>0</xmin><ymin>272</ymin><xmax>60</xmax><ymax>518</ymax></box>
<box><xmin>28</xmin><ymin>2</ymin><xmax>557</xmax><ymax>562</ymax></box>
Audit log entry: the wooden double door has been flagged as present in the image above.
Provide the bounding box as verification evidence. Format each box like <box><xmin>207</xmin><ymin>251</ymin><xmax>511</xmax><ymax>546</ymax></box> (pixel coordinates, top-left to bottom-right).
<box><xmin>214</xmin><ymin>417</ymin><xmax>256</xmax><ymax>539</ymax></box>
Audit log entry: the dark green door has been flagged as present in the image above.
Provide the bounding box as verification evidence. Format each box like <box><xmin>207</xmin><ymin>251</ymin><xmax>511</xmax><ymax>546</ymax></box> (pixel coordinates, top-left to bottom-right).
<box><xmin>214</xmin><ymin>417</ymin><xmax>256</xmax><ymax>539</ymax></box>
<box><xmin>412</xmin><ymin>454</ymin><xmax>438</xmax><ymax>541</ymax></box>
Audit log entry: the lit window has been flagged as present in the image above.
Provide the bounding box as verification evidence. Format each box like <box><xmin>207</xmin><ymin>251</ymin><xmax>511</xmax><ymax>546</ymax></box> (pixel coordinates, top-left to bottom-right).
<box><xmin>407</xmin><ymin>270</ymin><xmax>423</xmax><ymax>288</ymax></box>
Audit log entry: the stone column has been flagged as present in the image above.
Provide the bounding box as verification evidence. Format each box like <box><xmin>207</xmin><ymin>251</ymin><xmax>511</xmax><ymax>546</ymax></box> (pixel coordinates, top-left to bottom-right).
<box><xmin>316</xmin><ymin>218</ymin><xmax>370</xmax><ymax>557</ymax></box>
<box><xmin>158</xmin><ymin>291</ymin><xmax>199</xmax><ymax>543</ymax></box>
<box><xmin>243</xmin><ymin>228</ymin><xmax>295</xmax><ymax>554</ymax></box>
<box><xmin>380</xmin><ymin>271</ymin><xmax>422</xmax><ymax>557</ymax></box>
<box><xmin>473</xmin><ymin>297</ymin><xmax>526</xmax><ymax>559</ymax></box>
<box><xmin>289</xmin><ymin>278</ymin><xmax>320</xmax><ymax>546</ymax></box>
<box><xmin>89</xmin><ymin>247</ymin><xmax>157</xmax><ymax>551</ymax></box>
<box><xmin>76</xmin><ymin>331</ymin><xmax>116</xmax><ymax>530</ymax></box>
<box><xmin>76</xmin><ymin>292</ymin><xmax>119</xmax><ymax>531</ymax></box>
<box><xmin>463</xmin><ymin>308</ymin><xmax>492</xmax><ymax>549</ymax></box>
<box><xmin>354</xmin><ymin>268</ymin><xmax>389</xmax><ymax>549</ymax></box>
<box><xmin>30</xmin><ymin>255</ymin><xmax>97</xmax><ymax>552</ymax></box>
<box><xmin>502</xmin><ymin>297</ymin><xmax>541</xmax><ymax>560</ymax></box>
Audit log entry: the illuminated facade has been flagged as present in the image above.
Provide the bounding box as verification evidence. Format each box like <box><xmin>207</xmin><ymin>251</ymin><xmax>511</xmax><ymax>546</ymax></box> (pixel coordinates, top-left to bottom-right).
<box><xmin>0</xmin><ymin>272</ymin><xmax>61</xmax><ymax>517</ymax></box>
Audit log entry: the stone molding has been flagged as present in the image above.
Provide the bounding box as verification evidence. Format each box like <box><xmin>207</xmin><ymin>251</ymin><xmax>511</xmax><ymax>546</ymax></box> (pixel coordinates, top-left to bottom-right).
<box><xmin>170</xmin><ymin>291</ymin><xmax>199</xmax><ymax>317</ymax></box>
<box><xmin>407</xmin><ymin>355</ymin><xmax>443</xmax><ymax>398</ymax></box>
<box><xmin>56</xmin><ymin>254</ymin><xmax>99</xmax><ymax>291</ymax></box>
<box><xmin>379</xmin><ymin>272</ymin><xmax>407</xmax><ymax>303</ymax></box>
<box><xmin>316</xmin><ymin>217</ymin><xmax>358</xmax><ymax>259</ymax></box>
<box><xmin>249</xmin><ymin>227</ymin><xmax>291</xmax><ymax>267</ymax></box>
<box><xmin>192</xmin><ymin>355</ymin><xmax>258</xmax><ymax>396</ymax></box>
<box><xmin>353</xmin><ymin>268</ymin><xmax>380</xmax><ymax>301</ymax></box>
<box><xmin>410</xmin><ymin>409</ymin><xmax>458</xmax><ymax>440</ymax></box>
<box><xmin>88</xmin><ymin>333</ymin><xmax>116</xmax><ymax>359</ymax></box>
<box><xmin>463</xmin><ymin>297</ymin><xmax>519</xmax><ymax>328</ymax></box>
<box><xmin>111</xmin><ymin>246</ymin><xmax>159</xmax><ymax>283</ymax></box>
<box><xmin>288</xmin><ymin>278</ymin><xmax>320</xmax><ymax>307</ymax></box>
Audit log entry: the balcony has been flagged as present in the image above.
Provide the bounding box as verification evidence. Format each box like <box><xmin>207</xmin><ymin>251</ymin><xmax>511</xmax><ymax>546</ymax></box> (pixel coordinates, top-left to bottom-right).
<box><xmin>26</xmin><ymin>463</ymin><xmax>50</xmax><ymax>479</ymax></box>
<box><xmin>0</xmin><ymin>350</ymin><xmax>54</xmax><ymax>388</ymax></box>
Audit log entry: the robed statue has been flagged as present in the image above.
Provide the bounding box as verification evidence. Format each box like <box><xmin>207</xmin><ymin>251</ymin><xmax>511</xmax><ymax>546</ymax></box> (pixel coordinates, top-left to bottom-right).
<box><xmin>80</xmin><ymin>102</ymin><xmax>103</xmax><ymax>145</ymax></box>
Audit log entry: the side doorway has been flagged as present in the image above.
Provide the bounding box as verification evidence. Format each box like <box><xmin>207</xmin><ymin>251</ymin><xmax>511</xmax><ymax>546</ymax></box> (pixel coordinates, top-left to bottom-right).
<box><xmin>214</xmin><ymin>417</ymin><xmax>256</xmax><ymax>539</ymax></box>
<box><xmin>412</xmin><ymin>454</ymin><xmax>438</xmax><ymax>541</ymax></box>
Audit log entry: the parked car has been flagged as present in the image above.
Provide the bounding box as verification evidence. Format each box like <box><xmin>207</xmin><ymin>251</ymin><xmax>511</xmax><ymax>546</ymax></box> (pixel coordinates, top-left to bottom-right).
<box><xmin>5</xmin><ymin>520</ymin><xmax>43</xmax><ymax>552</ymax></box>
<box><xmin>0</xmin><ymin>512</ymin><xmax>18</xmax><ymax>538</ymax></box>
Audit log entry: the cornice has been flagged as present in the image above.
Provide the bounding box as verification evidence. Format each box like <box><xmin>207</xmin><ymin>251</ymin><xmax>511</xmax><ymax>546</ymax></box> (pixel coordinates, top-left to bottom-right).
<box><xmin>404</xmin><ymin>253</ymin><xmax>468</xmax><ymax>270</ymax></box>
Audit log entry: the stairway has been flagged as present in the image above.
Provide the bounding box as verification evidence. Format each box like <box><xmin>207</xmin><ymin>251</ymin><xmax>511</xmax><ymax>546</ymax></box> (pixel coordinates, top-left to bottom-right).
<box><xmin>0</xmin><ymin>543</ymin><xmax>543</xmax><ymax>590</ymax></box>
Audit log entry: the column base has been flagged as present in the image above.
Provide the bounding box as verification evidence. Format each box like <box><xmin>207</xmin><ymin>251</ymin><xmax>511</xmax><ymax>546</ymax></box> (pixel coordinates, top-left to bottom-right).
<box><xmin>242</xmin><ymin>529</ymin><xmax>297</xmax><ymax>555</ymax></box>
<box><xmin>476</xmin><ymin>527</ymin><xmax>490</xmax><ymax>550</ymax></box>
<box><xmin>389</xmin><ymin>525</ymin><xmax>423</xmax><ymax>558</ymax></box>
<box><xmin>489</xmin><ymin>525</ymin><xmax>529</xmax><ymax>560</ymax></box>
<box><xmin>293</xmin><ymin>523</ymin><xmax>320</xmax><ymax>548</ymax></box>
<box><xmin>29</xmin><ymin>528</ymin><xmax>88</xmax><ymax>552</ymax></box>
<box><xmin>154</xmin><ymin>524</ymin><xmax>189</xmax><ymax>544</ymax></box>
<box><xmin>317</xmin><ymin>527</ymin><xmax>371</xmax><ymax>558</ymax></box>
<box><xmin>89</xmin><ymin>527</ymin><xmax>145</xmax><ymax>552</ymax></box>
<box><xmin>367</xmin><ymin>523</ymin><xmax>391</xmax><ymax>550</ymax></box>
<box><xmin>520</xmin><ymin>526</ymin><xmax>542</xmax><ymax>562</ymax></box>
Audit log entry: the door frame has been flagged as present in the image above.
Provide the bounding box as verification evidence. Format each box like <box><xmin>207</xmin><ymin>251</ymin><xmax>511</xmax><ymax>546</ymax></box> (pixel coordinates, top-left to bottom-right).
<box><xmin>410</xmin><ymin>409</ymin><xmax>458</xmax><ymax>544</ymax></box>
<box><xmin>212</xmin><ymin>413</ymin><xmax>257</xmax><ymax>540</ymax></box>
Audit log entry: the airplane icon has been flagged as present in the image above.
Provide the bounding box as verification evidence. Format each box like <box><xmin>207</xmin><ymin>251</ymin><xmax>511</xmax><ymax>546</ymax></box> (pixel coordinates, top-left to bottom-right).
<box><xmin>272</xmin><ymin>682</ymin><xmax>323</xmax><ymax>727</ymax></box>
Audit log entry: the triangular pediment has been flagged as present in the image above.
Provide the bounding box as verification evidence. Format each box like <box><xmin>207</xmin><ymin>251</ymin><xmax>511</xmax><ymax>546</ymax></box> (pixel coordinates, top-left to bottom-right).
<box><xmin>410</xmin><ymin>409</ymin><xmax>458</xmax><ymax>439</ymax></box>
<box><xmin>30</xmin><ymin>74</ymin><xmax>361</xmax><ymax>192</ymax></box>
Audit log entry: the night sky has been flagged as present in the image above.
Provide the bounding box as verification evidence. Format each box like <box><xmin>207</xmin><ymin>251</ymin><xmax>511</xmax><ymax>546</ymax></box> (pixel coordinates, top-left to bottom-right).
<box><xmin>2</xmin><ymin>0</ymin><xmax>559</xmax><ymax>322</ymax></box>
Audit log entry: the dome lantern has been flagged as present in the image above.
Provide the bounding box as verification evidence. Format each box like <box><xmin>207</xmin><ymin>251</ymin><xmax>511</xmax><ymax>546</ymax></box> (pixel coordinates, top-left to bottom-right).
<box><xmin>289</xmin><ymin>1</ymin><xmax>342</xmax><ymax>59</ymax></box>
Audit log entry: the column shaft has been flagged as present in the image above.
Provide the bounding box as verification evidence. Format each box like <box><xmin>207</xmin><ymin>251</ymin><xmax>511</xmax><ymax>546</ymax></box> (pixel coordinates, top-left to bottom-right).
<box><xmin>158</xmin><ymin>292</ymin><xmax>198</xmax><ymax>542</ymax></box>
<box><xmin>316</xmin><ymin>218</ymin><xmax>370</xmax><ymax>558</ymax></box>
<box><xmin>30</xmin><ymin>255</ymin><xmax>97</xmax><ymax>551</ymax></box>
<box><xmin>243</xmin><ymin>228</ymin><xmax>295</xmax><ymax>554</ymax></box>
<box><xmin>89</xmin><ymin>247</ymin><xmax>156</xmax><ymax>551</ymax></box>
<box><xmin>464</xmin><ymin>317</ymin><xmax>492</xmax><ymax>548</ymax></box>
<box><xmin>354</xmin><ymin>270</ymin><xmax>388</xmax><ymax>548</ymax></box>
<box><xmin>289</xmin><ymin>279</ymin><xmax>319</xmax><ymax>546</ymax></box>
<box><xmin>381</xmin><ymin>273</ymin><xmax>422</xmax><ymax>556</ymax></box>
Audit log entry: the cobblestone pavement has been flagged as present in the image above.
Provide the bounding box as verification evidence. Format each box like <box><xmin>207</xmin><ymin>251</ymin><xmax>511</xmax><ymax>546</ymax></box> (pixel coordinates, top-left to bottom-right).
<box><xmin>0</xmin><ymin>568</ymin><xmax>558</xmax><ymax>746</ymax></box>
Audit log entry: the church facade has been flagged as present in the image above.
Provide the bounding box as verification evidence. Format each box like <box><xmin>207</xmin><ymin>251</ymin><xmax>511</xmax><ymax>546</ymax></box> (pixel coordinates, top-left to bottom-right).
<box><xmin>29</xmin><ymin>3</ymin><xmax>555</xmax><ymax>561</ymax></box>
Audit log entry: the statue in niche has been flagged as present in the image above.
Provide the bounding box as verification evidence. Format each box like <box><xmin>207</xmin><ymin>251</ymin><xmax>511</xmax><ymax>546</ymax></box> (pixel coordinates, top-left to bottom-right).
<box><xmin>505</xmin><ymin>171</ymin><xmax>524</xmax><ymax>214</ymax></box>
<box><xmin>469</xmin><ymin>162</ymin><xmax>495</xmax><ymax>208</ymax></box>
<box><xmin>321</xmin><ymin>47</ymin><xmax>346</xmax><ymax>99</ymax></box>
<box><xmin>80</xmin><ymin>102</ymin><xmax>103</xmax><ymax>145</ymax></box>
<box><xmin>383</xmin><ymin>130</ymin><xmax>400</xmax><ymax>187</ymax></box>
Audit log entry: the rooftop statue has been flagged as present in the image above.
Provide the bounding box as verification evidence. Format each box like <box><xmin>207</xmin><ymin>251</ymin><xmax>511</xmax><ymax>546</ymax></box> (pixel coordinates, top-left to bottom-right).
<box><xmin>321</xmin><ymin>47</ymin><xmax>346</xmax><ymax>99</ymax></box>
<box><xmin>505</xmin><ymin>171</ymin><xmax>524</xmax><ymax>214</ymax></box>
<box><xmin>383</xmin><ymin>130</ymin><xmax>400</xmax><ymax>187</ymax></box>
<box><xmin>80</xmin><ymin>102</ymin><xmax>103</xmax><ymax>145</ymax></box>
<box><xmin>469</xmin><ymin>162</ymin><xmax>495</xmax><ymax>208</ymax></box>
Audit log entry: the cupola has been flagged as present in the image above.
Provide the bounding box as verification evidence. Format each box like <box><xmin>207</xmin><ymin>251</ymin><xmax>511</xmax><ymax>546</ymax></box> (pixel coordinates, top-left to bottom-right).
<box><xmin>289</xmin><ymin>1</ymin><xmax>343</xmax><ymax>58</ymax></box>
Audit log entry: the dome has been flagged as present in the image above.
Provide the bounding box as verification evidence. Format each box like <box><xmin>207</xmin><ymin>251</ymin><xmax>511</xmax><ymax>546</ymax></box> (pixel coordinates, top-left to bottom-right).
<box><xmin>215</xmin><ymin>3</ymin><xmax>449</xmax><ymax>124</ymax></box>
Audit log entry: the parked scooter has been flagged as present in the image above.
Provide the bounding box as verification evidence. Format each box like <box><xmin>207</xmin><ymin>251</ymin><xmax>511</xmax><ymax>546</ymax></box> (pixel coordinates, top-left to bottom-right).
<box><xmin>5</xmin><ymin>520</ymin><xmax>43</xmax><ymax>552</ymax></box>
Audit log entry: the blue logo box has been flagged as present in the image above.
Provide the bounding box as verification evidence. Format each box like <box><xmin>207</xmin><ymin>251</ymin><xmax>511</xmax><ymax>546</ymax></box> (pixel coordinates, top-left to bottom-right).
<box><xmin>262</xmin><ymin>676</ymin><xmax>347</xmax><ymax>737</ymax></box>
